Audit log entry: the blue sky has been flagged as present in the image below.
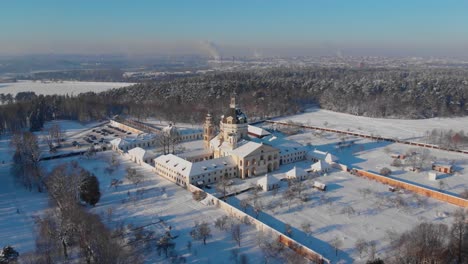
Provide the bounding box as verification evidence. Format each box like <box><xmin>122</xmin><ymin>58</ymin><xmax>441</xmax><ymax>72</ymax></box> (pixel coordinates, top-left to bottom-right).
<box><xmin>1</xmin><ymin>0</ymin><xmax>468</xmax><ymax>56</ymax></box>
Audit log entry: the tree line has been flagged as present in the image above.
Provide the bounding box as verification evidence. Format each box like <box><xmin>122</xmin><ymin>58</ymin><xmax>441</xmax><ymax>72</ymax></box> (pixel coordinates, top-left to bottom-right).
<box><xmin>1</xmin><ymin>67</ymin><xmax>467</xmax><ymax>134</ymax></box>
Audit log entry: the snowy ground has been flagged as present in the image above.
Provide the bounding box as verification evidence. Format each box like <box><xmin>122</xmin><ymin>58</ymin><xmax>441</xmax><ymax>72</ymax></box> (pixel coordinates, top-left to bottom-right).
<box><xmin>227</xmin><ymin>164</ymin><xmax>461</xmax><ymax>263</ymax></box>
<box><xmin>39</xmin><ymin>152</ymin><xmax>269</xmax><ymax>263</ymax></box>
<box><xmin>274</xmin><ymin>107</ymin><xmax>468</xmax><ymax>145</ymax></box>
<box><xmin>0</xmin><ymin>135</ymin><xmax>48</xmax><ymax>253</ymax></box>
<box><xmin>0</xmin><ymin>120</ymin><xmax>271</xmax><ymax>263</ymax></box>
<box><xmin>284</xmin><ymin>131</ymin><xmax>468</xmax><ymax>196</ymax></box>
<box><xmin>0</xmin><ymin>80</ymin><xmax>133</xmax><ymax>96</ymax></box>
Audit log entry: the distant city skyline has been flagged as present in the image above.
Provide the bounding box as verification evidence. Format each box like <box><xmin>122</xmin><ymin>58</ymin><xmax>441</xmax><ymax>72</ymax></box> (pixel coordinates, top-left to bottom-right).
<box><xmin>2</xmin><ymin>0</ymin><xmax>468</xmax><ymax>57</ymax></box>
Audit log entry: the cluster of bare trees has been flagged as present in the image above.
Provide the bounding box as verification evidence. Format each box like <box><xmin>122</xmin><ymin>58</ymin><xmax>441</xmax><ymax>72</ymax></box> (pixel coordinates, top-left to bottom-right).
<box><xmin>425</xmin><ymin>129</ymin><xmax>468</xmax><ymax>149</ymax></box>
<box><xmin>386</xmin><ymin>209</ymin><xmax>468</xmax><ymax>264</ymax></box>
<box><xmin>42</xmin><ymin>124</ymin><xmax>63</xmax><ymax>152</ymax></box>
<box><xmin>158</xmin><ymin>125</ymin><xmax>182</xmax><ymax>155</ymax></box>
<box><xmin>255</xmin><ymin>230</ymin><xmax>308</xmax><ymax>264</ymax></box>
<box><xmin>24</xmin><ymin>162</ymin><xmax>139</xmax><ymax>264</ymax></box>
<box><xmin>10</xmin><ymin>131</ymin><xmax>43</xmax><ymax>192</ymax></box>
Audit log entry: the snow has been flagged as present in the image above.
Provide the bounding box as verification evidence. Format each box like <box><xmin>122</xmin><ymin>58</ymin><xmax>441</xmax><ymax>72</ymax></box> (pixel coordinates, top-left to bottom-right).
<box><xmin>0</xmin><ymin>135</ymin><xmax>48</xmax><ymax>253</ymax></box>
<box><xmin>0</xmin><ymin>149</ymin><xmax>271</xmax><ymax>263</ymax></box>
<box><xmin>0</xmin><ymin>80</ymin><xmax>133</xmax><ymax>96</ymax></box>
<box><xmin>274</xmin><ymin>106</ymin><xmax>468</xmax><ymax>144</ymax></box>
<box><xmin>228</xmin><ymin>162</ymin><xmax>461</xmax><ymax>263</ymax></box>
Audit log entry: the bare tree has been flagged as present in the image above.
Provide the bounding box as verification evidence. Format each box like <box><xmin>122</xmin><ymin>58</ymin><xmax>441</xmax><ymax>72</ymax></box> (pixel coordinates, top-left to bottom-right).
<box><xmin>156</xmin><ymin>233</ymin><xmax>175</xmax><ymax>258</ymax></box>
<box><xmin>438</xmin><ymin>180</ymin><xmax>447</xmax><ymax>191</ymax></box>
<box><xmin>284</xmin><ymin>223</ymin><xmax>293</xmax><ymax>238</ymax></box>
<box><xmin>125</xmin><ymin>167</ymin><xmax>144</xmax><ymax>186</ymax></box>
<box><xmin>460</xmin><ymin>189</ymin><xmax>468</xmax><ymax>199</ymax></box>
<box><xmin>192</xmin><ymin>190</ymin><xmax>207</xmax><ymax>201</ymax></box>
<box><xmin>190</xmin><ymin>221</ymin><xmax>212</xmax><ymax>245</ymax></box>
<box><xmin>240</xmin><ymin>199</ymin><xmax>249</xmax><ymax>212</ymax></box>
<box><xmin>368</xmin><ymin>240</ymin><xmax>377</xmax><ymax>261</ymax></box>
<box><xmin>391</xmin><ymin>158</ymin><xmax>402</xmax><ymax>167</ymax></box>
<box><xmin>282</xmin><ymin>187</ymin><xmax>296</xmax><ymax>210</ymax></box>
<box><xmin>44</xmin><ymin>124</ymin><xmax>63</xmax><ymax>151</ymax></box>
<box><xmin>257</xmin><ymin>231</ymin><xmax>285</xmax><ymax>263</ymax></box>
<box><xmin>281</xmin><ymin>250</ymin><xmax>308</xmax><ymax>264</ymax></box>
<box><xmin>11</xmin><ymin>131</ymin><xmax>43</xmax><ymax>191</ymax></box>
<box><xmin>231</xmin><ymin>224</ymin><xmax>242</xmax><ymax>247</ymax></box>
<box><xmin>301</xmin><ymin>222</ymin><xmax>312</xmax><ymax>236</ymax></box>
<box><xmin>330</xmin><ymin>236</ymin><xmax>343</xmax><ymax>256</ymax></box>
<box><xmin>214</xmin><ymin>215</ymin><xmax>230</xmax><ymax>231</ymax></box>
<box><xmin>450</xmin><ymin>208</ymin><xmax>467</xmax><ymax>263</ymax></box>
<box><xmin>253</xmin><ymin>200</ymin><xmax>263</xmax><ymax>219</ymax></box>
<box><xmin>379</xmin><ymin>167</ymin><xmax>392</xmax><ymax>176</ymax></box>
<box><xmin>216</xmin><ymin>173</ymin><xmax>231</xmax><ymax>200</ymax></box>
<box><xmin>341</xmin><ymin>205</ymin><xmax>356</xmax><ymax>217</ymax></box>
<box><xmin>358</xmin><ymin>188</ymin><xmax>373</xmax><ymax>199</ymax></box>
<box><xmin>355</xmin><ymin>238</ymin><xmax>369</xmax><ymax>259</ymax></box>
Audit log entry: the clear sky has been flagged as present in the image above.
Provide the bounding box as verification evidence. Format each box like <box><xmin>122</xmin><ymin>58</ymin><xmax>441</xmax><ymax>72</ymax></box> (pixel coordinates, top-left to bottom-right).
<box><xmin>1</xmin><ymin>0</ymin><xmax>468</xmax><ymax>57</ymax></box>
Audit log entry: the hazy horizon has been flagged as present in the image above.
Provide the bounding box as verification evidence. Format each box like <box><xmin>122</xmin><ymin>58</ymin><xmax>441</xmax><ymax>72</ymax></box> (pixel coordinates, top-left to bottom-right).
<box><xmin>2</xmin><ymin>1</ymin><xmax>468</xmax><ymax>58</ymax></box>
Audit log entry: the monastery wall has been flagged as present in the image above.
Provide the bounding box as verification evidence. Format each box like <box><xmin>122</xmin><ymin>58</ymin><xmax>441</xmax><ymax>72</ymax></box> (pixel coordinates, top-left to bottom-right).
<box><xmin>188</xmin><ymin>184</ymin><xmax>330</xmax><ymax>264</ymax></box>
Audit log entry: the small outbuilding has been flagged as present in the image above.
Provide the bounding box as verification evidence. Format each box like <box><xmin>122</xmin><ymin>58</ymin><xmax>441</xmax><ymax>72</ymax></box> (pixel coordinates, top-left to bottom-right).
<box><xmin>428</xmin><ymin>171</ymin><xmax>441</xmax><ymax>181</ymax></box>
<box><xmin>309</xmin><ymin>160</ymin><xmax>331</xmax><ymax>174</ymax></box>
<box><xmin>257</xmin><ymin>174</ymin><xmax>279</xmax><ymax>191</ymax></box>
<box><xmin>325</xmin><ymin>153</ymin><xmax>338</xmax><ymax>164</ymax></box>
<box><xmin>432</xmin><ymin>162</ymin><xmax>453</xmax><ymax>174</ymax></box>
<box><xmin>128</xmin><ymin>147</ymin><xmax>157</xmax><ymax>165</ymax></box>
<box><xmin>313</xmin><ymin>181</ymin><xmax>327</xmax><ymax>191</ymax></box>
<box><xmin>286</xmin><ymin>166</ymin><xmax>308</xmax><ymax>181</ymax></box>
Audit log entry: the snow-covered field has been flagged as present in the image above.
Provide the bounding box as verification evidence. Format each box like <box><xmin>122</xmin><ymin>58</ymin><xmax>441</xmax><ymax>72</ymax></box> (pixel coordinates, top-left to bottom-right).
<box><xmin>0</xmin><ymin>121</ymin><xmax>270</xmax><ymax>263</ymax></box>
<box><xmin>274</xmin><ymin>107</ymin><xmax>468</xmax><ymax>143</ymax></box>
<box><xmin>0</xmin><ymin>80</ymin><xmax>133</xmax><ymax>96</ymax></box>
<box><xmin>0</xmin><ymin>135</ymin><xmax>48</xmax><ymax>253</ymax></box>
<box><xmin>285</xmin><ymin>130</ymin><xmax>468</xmax><ymax>196</ymax></box>
<box><xmin>229</xmin><ymin>163</ymin><xmax>461</xmax><ymax>263</ymax></box>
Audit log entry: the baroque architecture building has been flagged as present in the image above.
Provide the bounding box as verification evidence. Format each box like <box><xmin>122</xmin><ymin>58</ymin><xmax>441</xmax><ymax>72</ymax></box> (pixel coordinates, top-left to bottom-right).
<box><xmin>154</xmin><ymin>95</ymin><xmax>308</xmax><ymax>186</ymax></box>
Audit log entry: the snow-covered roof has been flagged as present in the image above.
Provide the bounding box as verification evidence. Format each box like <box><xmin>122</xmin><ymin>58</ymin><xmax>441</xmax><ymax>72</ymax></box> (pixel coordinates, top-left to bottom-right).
<box><xmin>310</xmin><ymin>160</ymin><xmax>331</xmax><ymax>171</ymax></box>
<box><xmin>286</xmin><ymin>166</ymin><xmax>307</xmax><ymax>178</ymax></box>
<box><xmin>248</xmin><ymin>125</ymin><xmax>271</xmax><ymax>137</ymax></box>
<box><xmin>128</xmin><ymin>147</ymin><xmax>156</xmax><ymax>160</ymax></box>
<box><xmin>307</xmin><ymin>149</ymin><xmax>328</xmax><ymax>160</ymax></box>
<box><xmin>253</xmin><ymin>135</ymin><xmax>304</xmax><ymax>154</ymax></box>
<box><xmin>190</xmin><ymin>156</ymin><xmax>237</xmax><ymax>177</ymax></box>
<box><xmin>154</xmin><ymin>154</ymin><xmax>236</xmax><ymax>178</ymax></box>
<box><xmin>325</xmin><ymin>153</ymin><xmax>338</xmax><ymax>163</ymax></box>
<box><xmin>257</xmin><ymin>174</ymin><xmax>279</xmax><ymax>188</ymax></box>
<box><xmin>178</xmin><ymin>149</ymin><xmax>213</xmax><ymax>159</ymax></box>
<box><xmin>231</xmin><ymin>141</ymin><xmax>264</xmax><ymax>158</ymax></box>
<box><xmin>154</xmin><ymin>154</ymin><xmax>193</xmax><ymax>178</ymax></box>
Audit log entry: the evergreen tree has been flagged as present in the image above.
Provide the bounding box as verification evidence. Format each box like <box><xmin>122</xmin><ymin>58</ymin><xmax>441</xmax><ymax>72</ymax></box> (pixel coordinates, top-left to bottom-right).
<box><xmin>80</xmin><ymin>174</ymin><xmax>101</xmax><ymax>206</ymax></box>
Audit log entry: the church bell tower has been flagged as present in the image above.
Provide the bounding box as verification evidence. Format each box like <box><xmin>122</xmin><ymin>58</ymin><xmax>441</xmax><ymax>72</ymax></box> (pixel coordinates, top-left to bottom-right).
<box><xmin>203</xmin><ymin>113</ymin><xmax>215</xmax><ymax>149</ymax></box>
